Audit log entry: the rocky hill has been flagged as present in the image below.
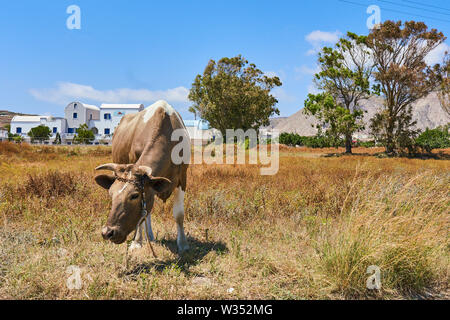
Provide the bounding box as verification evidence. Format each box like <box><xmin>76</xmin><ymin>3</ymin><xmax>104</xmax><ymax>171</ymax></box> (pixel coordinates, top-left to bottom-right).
<box><xmin>0</xmin><ymin>110</ymin><xmax>37</xmax><ymax>129</ymax></box>
<box><xmin>272</xmin><ymin>92</ymin><xmax>450</xmax><ymax>139</ymax></box>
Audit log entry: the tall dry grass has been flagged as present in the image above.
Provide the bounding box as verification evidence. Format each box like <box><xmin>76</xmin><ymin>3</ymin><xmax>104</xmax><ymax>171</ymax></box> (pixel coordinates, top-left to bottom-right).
<box><xmin>0</xmin><ymin>142</ymin><xmax>448</xmax><ymax>299</ymax></box>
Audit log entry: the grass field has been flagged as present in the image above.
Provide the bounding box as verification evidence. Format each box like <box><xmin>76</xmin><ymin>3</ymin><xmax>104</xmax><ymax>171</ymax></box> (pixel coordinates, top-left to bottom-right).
<box><xmin>0</xmin><ymin>142</ymin><xmax>448</xmax><ymax>299</ymax></box>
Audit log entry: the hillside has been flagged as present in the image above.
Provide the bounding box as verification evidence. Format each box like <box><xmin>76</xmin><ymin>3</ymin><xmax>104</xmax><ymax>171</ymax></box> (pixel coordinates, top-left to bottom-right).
<box><xmin>273</xmin><ymin>92</ymin><xmax>450</xmax><ymax>139</ymax></box>
<box><xmin>0</xmin><ymin>110</ymin><xmax>37</xmax><ymax>129</ymax></box>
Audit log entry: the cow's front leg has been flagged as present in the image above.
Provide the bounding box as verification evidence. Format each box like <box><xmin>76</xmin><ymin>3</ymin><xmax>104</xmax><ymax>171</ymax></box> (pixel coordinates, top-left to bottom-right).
<box><xmin>129</xmin><ymin>213</ymin><xmax>155</xmax><ymax>251</ymax></box>
<box><xmin>173</xmin><ymin>187</ymin><xmax>189</xmax><ymax>253</ymax></box>
<box><xmin>129</xmin><ymin>222</ymin><xmax>144</xmax><ymax>251</ymax></box>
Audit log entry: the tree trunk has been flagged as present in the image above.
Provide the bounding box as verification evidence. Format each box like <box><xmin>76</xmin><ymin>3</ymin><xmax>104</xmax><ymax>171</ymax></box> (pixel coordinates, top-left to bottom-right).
<box><xmin>345</xmin><ymin>133</ymin><xmax>352</xmax><ymax>154</ymax></box>
<box><xmin>385</xmin><ymin>118</ymin><xmax>395</xmax><ymax>155</ymax></box>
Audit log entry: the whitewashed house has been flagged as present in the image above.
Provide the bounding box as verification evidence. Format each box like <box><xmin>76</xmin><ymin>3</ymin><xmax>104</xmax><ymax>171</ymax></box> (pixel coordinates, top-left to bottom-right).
<box><xmin>0</xmin><ymin>128</ymin><xmax>8</xmax><ymax>141</ymax></box>
<box><xmin>64</xmin><ymin>102</ymin><xmax>100</xmax><ymax>142</ymax></box>
<box><xmin>10</xmin><ymin>115</ymin><xmax>67</xmax><ymax>142</ymax></box>
<box><xmin>89</xmin><ymin>104</ymin><xmax>144</xmax><ymax>141</ymax></box>
<box><xmin>8</xmin><ymin>101</ymin><xmax>216</xmax><ymax>145</ymax></box>
<box><xmin>184</xmin><ymin>120</ymin><xmax>216</xmax><ymax>144</ymax></box>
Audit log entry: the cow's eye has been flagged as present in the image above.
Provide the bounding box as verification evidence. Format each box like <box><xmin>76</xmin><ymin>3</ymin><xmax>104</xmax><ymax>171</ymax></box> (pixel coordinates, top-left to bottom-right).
<box><xmin>130</xmin><ymin>193</ymin><xmax>140</xmax><ymax>200</ymax></box>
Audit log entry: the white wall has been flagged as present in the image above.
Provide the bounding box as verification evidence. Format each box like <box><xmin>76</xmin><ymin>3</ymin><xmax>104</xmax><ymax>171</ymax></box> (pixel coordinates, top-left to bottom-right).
<box><xmin>65</xmin><ymin>102</ymin><xmax>99</xmax><ymax>131</ymax></box>
<box><xmin>10</xmin><ymin>117</ymin><xmax>67</xmax><ymax>140</ymax></box>
<box><xmin>10</xmin><ymin>121</ymin><xmax>40</xmax><ymax>136</ymax></box>
<box><xmin>89</xmin><ymin>107</ymin><xmax>142</xmax><ymax>137</ymax></box>
<box><xmin>0</xmin><ymin>130</ymin><xmax>8</xmax><ymax>140</ymax></box>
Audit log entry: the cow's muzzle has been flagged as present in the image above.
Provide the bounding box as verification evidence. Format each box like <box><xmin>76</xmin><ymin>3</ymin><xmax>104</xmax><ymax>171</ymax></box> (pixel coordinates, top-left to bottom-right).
<box><xmin>101</xmin><ymin>226</ymin><xmax>126</xmax><ymax>244</ymax></box>
<box><xmin>101</xmin><ymin>226</ymin><xmax>115</xmax><ymax>240</ymax></box>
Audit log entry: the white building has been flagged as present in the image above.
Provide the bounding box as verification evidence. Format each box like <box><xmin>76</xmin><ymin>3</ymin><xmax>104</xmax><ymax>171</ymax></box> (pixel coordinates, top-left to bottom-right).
<box><xmin>89</xmin><ymin>104</ymin><xmax>144</xmax><ymax>139</ymax></box>
<box><xmin>8</xmin><ymin>101</ymin><xmax>214</xmax><ymax>144</ymax></box>
<box><xmin>184</xmin><ymin>120</ymin><xmax>217</xmax><ymax>144</ymax></box>
<box><xmin>0</xmin><ymin>128</ymin><xmax>8</xmax><ymax>141</ymax></box>
<box><xmin>10</xmin><ymin>115</ymin><xmax>67</xmax><ymax>142</ymax></box>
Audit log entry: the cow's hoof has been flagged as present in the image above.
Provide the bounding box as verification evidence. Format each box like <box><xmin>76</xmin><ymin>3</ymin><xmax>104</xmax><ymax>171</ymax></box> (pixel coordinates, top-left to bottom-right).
<box><xmin>129</xmin><ymin>241</ymin><xmax>142</xmax><ymax>252</ymax></box>
<box><xmin>178</xmin><ymin>242</ymin><xmax>190</xmax><ymax>254</ymax></box>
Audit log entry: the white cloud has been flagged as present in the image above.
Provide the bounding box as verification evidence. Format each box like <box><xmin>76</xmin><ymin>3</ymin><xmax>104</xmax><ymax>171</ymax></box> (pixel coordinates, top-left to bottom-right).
<box><xmin>295</xmin><ymin>65</ymin><xmax>320</xmax><ymax>77</ymax></box>
<box><xmin>425</xmin><ymin>43</ymin><xmax>450</xmax><ymax>66</ymax></box>
<box><xmin>29</xmin><ymin>82</ymin><xmax>189</xmax><ymax>105</ymax></box>
<box><xmin>272</xmin><ymin>87</ymin><xmax>296</xmax><ymax>103</ymax></box>
<box><xmin>305</xmin><ymin>30</ymin><xmax>341</xmax><ymax>56</ymax></box>
<box><xmin>307</xmin><ymin>84</ymin><xmax>320</xmax><ymax>95</ymax></box>
<box><xmin>265</xmin><ymin>71</ymin><xmax>279</xmax><ymax>78</ymax></box>
<box><xmin>306</xmin><ymin>30</ymin><xmax>341</xmax><ymax>44</ymax></box>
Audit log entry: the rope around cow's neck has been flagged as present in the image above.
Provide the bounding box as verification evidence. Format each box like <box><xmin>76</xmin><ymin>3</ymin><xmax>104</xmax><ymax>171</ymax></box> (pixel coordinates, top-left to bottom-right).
<box><xmin>124</xmin><ymin>184</ymin><xmax>158</xmax><ymax>270</ymax></box>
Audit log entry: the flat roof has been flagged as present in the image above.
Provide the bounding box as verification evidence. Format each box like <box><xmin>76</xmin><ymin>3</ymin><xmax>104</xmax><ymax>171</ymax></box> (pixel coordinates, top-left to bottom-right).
<box><xmin>11</xmin><ymin>115</ymin><xmax>51</xmax><ymax>122</ymax></box>
<box><xmin>100</xmin><ymin>104</ymin><xmax>144</xmax><ymax>109</ymax></box>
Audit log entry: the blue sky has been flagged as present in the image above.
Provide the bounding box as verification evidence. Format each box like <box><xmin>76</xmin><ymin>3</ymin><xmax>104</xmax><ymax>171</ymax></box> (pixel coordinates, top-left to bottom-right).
<box><xmin>1</xmin><ymin>0</ymin><xmax>449</xmax><ymax>119</ymax></box>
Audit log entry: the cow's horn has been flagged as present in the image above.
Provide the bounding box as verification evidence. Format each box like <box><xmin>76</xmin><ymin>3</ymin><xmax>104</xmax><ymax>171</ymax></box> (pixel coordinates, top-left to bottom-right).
<box><xmin>138</xmin><ymin>166</ymin><xmax>153</xmax><ymax>177</ymax></box>
<box><xmin>95</xmin><ymin>163</ymin><xmax>119</xmax><ymax>172</ymax></box>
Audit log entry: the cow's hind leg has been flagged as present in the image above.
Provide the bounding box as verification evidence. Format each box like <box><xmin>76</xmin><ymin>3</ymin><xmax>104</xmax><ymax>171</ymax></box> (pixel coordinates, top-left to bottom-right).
<box><xmin>173</xmin><ymin>187</ymin><xmax>189</xmax><ymax>253</ymax></box>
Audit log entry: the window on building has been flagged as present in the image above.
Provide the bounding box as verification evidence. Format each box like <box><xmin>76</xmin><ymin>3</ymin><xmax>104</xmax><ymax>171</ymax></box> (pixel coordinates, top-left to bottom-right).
<box><xmin>68</xmin><ymin>128</ymin><xmax>74</xmax><ymax>134</ymax></box>
<box><xmin>104</xmin><ymin>128</ymin><xmax>110</xmax><ymax>135</ymax></box>
<box><xmin>73</xmin><ymin>113</ymin><xmax>78</xmax><ymax>119</ymax></box>
<box><xmin>74</xmin><ymin>103</ymin><xmax>77</xmax><ymax>108</ymax></box>
<box><xmin>53</xmin><ymin>127</ymin><xmax>57</xmax><ymax>134</ymax></box>
<box><xmin>16</xmin><ymin>127</ymin><xmax>22</xmax><ymax>134</ymax></box>
<box><xmin>104</xmin><ymin>113</ymin><xmax>111</xmax><ymax>120</ymax></box>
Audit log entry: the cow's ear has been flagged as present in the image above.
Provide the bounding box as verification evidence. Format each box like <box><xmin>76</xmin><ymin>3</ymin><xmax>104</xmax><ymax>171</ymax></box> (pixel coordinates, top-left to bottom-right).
<box><xmin>137</xmin><ymin>165</ymin><xmax>172</xmax><ymax>194</ymax></box>
<box><xmin>148</xmin><ymin>177</ymin><xmax>172</xmax><ymax>194</ymax></box>
<box><xmin>95</xmin><ymin>174</ymin><xmax>116</xmax><ymax>190</ymax></box>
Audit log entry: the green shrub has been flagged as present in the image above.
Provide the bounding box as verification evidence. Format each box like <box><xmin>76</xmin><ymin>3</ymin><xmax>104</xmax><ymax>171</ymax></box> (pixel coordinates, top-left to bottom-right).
<box><xmin>415</xmin><ymin>126</ymin><xmax>450</xmax><ymax>153</ymax></box>
<box><xmin>279</xmin><ymin>132</ymin><xmax>344</xmax><ymax>148</ymax></box>
<box><xmin>355</xmin><ymin>140</ymin><xmax>376</xmax><ymax>148</ymax></box>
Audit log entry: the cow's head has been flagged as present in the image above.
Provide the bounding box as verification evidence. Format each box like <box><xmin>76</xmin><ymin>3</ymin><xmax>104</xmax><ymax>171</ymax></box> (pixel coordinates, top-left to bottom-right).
<box><xmin>94</xmin><ymin>163</ymin><xmax>172</xmax><ymax>244</ymax></box>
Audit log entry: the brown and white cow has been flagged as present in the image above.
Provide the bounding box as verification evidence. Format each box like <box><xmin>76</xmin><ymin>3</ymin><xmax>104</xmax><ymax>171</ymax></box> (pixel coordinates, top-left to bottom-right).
<box><xmin>94</xmin><ymin>100</ymin><xmax>190</xmax><ymax>253</ymax></box>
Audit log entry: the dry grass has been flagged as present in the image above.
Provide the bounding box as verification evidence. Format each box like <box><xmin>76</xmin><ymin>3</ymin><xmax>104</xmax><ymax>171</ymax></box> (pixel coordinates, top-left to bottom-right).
<box><xmin>0</xmin><ymin>142</ymin><xmax>448</xmax><ymax>299</ymax></box>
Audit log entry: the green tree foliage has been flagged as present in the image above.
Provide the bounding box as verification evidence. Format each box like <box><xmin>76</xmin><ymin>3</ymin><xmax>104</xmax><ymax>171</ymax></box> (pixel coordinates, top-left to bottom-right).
<box><xmin>73</xmin><ymin>124</ymin><xmax>94</xmax><ymax>144</ymax></box>
<box><xmin>53</xmin><ymin>132</ymin><xmax>62</xmax><ymax>145</ymax></box>
<box><xmin>304</xmin><ymin>93</ymin><xmax>364</xmax><ymax>151</ymax></box>
<box><xmin>304</xmin><ymin>32</ymin><xmax>373</xmax><ymax>153</ymax></box>
<box><xmin>188</xmin><ymin>55</ymin><xmax>282</xmax><ymax>135</ymax></box>
<box><xmin>415</xmin><ymin>126</ymin><xmax>450</xmax><ymax>153</ymax></box>
<box><xmin>28</xmin><ymin>125</ymin><xmax>51</xmax><ymax>142</ymax></box>
<box><xmin>8</xmin><ymin>133</ymin><xmax>24</xmax><ymax>143</ymax></box>
<box><xmin>279</xmin><ymin>132</ymin><xmax>344</xmax><ymax>148</ymax></box>
<box><xmin>4</xmin><ymin>124</ymin><xmax>10</xmax><ymax>133</ymax></box>
<box><xmin>366</xmin><ymin>20</ymin><xmax>446</xmax><ymax>155</ymax></box>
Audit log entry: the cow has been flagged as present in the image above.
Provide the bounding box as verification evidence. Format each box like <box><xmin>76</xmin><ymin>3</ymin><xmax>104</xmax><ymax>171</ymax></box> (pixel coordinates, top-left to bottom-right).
<box><xmin>94</xmin><ymin>100</ymin><xmax>190</xmax><ymax>253</ymax></box>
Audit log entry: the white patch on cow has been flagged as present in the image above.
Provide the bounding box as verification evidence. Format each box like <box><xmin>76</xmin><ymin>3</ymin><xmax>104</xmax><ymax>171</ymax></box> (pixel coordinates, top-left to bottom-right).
<box><xmin>118</xmin><ymin>182</ymin><xmax>128</xmax><ymax>194</ymax></box>
<box><xmin>143</xmin><ymin>100</ymin><xmax>186</xmax><ymax>128</ymax></box>
<box><xmin>118</xmin><ymin>172</ymin><xmax>132</xmax><ymax>194</ymax></box>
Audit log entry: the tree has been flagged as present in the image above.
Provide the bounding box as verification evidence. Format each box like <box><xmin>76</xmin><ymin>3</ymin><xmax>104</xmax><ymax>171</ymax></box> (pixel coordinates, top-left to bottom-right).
<box><xmin>4</xmin><ymin>124</ymin><xmax>10</xmax><ymax>133</ymax></box>
<box><xmin>188</xmin><ymin>55</ymin><xmax>282</xmax><ymax>136</ymax></box>
<box><xmin>54</xmin><ymin>132</ymin><xmax>62</xmax><ymax>145</ymax></box>
<box><xmin>437</xmin><ymin>52</ymin><xmax>449</xmax><ymax>116</ymax></box>
<box><xmin>73</xmin><ymin>124</ymin><xmax>94</xmax><ymax>144</ymax></box>
<box><xmin>8</xmin><ymin>133</ymin><xmax>24</xmax><ymax>143</ymax></box>
<box><xmin>28</xmin><ymin>125</ymin><xmax>51</xmax><ymax>143</ymax></box>
<box><xmin>366</xmin><ymin>20</ymin><xmax>446</xmax><ymax>154</ymax></box>
<box><xmin>304</xmin><ymin>32</ymin><xmax>374</xmax><ymax>153</ymax></box>
<box><xmin>188</xmin><ymin>106</ymin><xmax>197</xmax><ymax>120</ymax></box>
